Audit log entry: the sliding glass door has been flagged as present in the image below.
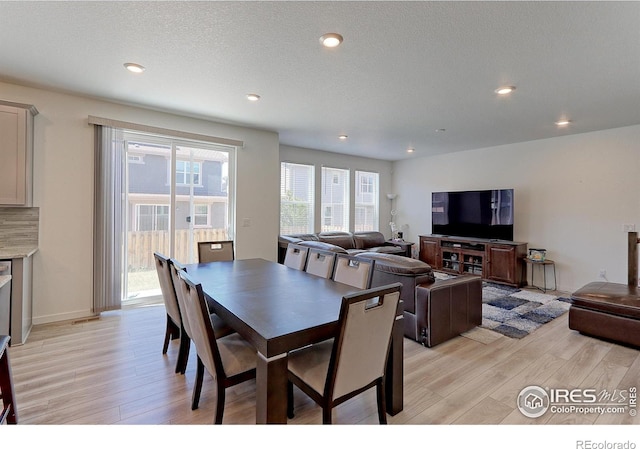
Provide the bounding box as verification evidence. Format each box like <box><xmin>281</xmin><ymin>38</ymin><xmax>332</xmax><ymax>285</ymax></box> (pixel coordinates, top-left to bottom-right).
<box><xmin>122</xmin><ymin>131</ymin><xmax>234</xmax><ymax>301</ymax></box>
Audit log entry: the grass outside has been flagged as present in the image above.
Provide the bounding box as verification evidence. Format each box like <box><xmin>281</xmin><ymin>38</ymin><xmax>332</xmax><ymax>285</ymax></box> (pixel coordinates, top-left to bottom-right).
<box><xmin>126</xmin><ymin>269</ymin><xmax>161</xmax><ymax>300</ymax></box>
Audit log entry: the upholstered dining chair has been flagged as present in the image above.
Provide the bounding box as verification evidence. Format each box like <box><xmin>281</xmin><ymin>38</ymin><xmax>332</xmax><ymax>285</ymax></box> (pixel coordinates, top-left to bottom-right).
<box><xmin>283</xmin><ymin>243</ymin><xmax>309</xmax><ymax>271</ymax></box>
<box><xmin>0</xmin><ymin>335</ymin><xmax>17</xmax><ymax>424</ymax></box>
<box><xmin>176</xmin><ymin>270</ymin><xmax>257</xmax><ymax>423</ymax></box>
<box><xmin>168</xmin><ymin>259</ymin><xmax>235</xmax><ymax>374</ymax></box>
<box><xmin>304</xmin><ymin>248</ymin><xmax>337</xmax><ymax>279</ymax></box>
<box><xmin>153</xmin><ymin>252</ymin><xmax>186</xmax><ymax>373</ymax></box>
<box><xmin>286</xmin><ymin>282</ymin><xmax>402</xmax><ymax>424</ymax></box>
<box><xmin>198</xmin><ymin>240</ymin><xmax>234</xmax><ymax>263</ymax></box>
<box><xmin>331</xmin><ymin>254</ymin><xmax>375</xmax><ymax>289</ymax></box>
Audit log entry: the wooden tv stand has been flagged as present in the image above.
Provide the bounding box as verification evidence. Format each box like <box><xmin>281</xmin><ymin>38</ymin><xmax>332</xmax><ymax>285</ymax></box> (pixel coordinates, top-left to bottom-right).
<box><xmin>419</xmin><ymin>234</ymin><xmax>527</xmax><ymax>287</ymax></box>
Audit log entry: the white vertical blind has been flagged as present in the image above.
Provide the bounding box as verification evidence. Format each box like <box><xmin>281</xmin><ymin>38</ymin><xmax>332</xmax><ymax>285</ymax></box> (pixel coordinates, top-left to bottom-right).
<box><xmin>280</xmin><ymin>162</ymin><xmax>314</xmax><ymax>234</ymax></box>
<box><xmin>93</xmin><ymin>125</ymin><xmax>125</xmax><ymax>313</ymax></box>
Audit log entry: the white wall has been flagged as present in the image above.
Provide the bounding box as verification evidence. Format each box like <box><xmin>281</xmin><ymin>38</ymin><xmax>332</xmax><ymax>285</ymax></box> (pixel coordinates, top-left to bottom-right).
<box><xmin>280</xmin><ymin>145</ymin><xmax>394</xmax><ymax>235</ymax></box>
<box><xmin>393</xmin><ymin>125</ymin><xmax>640</xmax><ymax>292</ymax></box>
<box><xmin>1</xmin><ymin>81</ymin><xmax>280</xmax><ymax>325</ymax></box>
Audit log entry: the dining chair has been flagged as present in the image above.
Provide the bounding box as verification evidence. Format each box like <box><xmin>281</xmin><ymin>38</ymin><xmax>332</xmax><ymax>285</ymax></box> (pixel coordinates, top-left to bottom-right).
<box><xmin>153</xmin><ymin>252</ymin><xmax>186</xmax><ymax>374</ymax></box>
<box><xmin>176</xmin><ymin>270</ymin><xmax>257</xmax><ymax>424</ymax></box>
<box><xmin>283</xmin><ymin>243</ymin><xmax>309</xmax><ymax>271</ymax></box>
<box><xmin>304</xmin><ymin>248</ymin><xmax>337</xmax><ymax>279</ymax></box>
<box><xmin>331</xmin><ymin>254</ymin><xmax>375</xmax><ymax>289</ymax></box>
<box><xmin>168</xmin><ymin>259</ymin><xmax>235</xmax><ymax>374</ymax></box>
<box><xmin>286</xmin><ymin>282</ymin><xmax>403</xmax><ymax>424</ymax></box>
<box><xmin>0</xmin><ymin>335</ymin><xmax>17</xmax><ymax>424</ymax></box>
<box><xmin>197</xmin><ymin>240</ymin><xmax>234</xmax><ymax>263</ymax></box>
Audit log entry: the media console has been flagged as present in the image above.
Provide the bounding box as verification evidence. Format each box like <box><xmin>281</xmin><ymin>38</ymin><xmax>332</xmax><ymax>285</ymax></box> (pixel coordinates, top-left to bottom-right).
<box><xmin>419</xmin><ymin>234</ymin><xmax>528</xmax><ymax>287</ymax></box>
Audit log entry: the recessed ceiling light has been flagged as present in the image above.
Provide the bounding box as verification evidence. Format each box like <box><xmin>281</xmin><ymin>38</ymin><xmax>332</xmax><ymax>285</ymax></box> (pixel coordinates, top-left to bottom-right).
<box><xmin>124</xmin><ymin>62</ymin><xmax>145</xmax><ymax>73</ymax></box>
<box><xmin>555</xmin><ymin>119</ymin><xmax>571</xmax><ymax>126</ymax></box>
<box><xmin>407</xmin><ymin>148</ymin><xmax>415</xmax><ymax>153</ymax></box>
<box><xmin>246</xmin><ymin>93</ymin><xmax>261</xmax><ymax>102</ymax></box>
<box><xmin>495</xmin><ymin>86</ymin><xmax>516</xmax><ymax>95</ymax></box>
<box><xmin>338</xmin><ymin>134</ymin><xmax>348</xmax><ymax>140</ymax></box>
<box><xmin>435</xmin><ymin>128</ymin><xmax>446</xmax><ymax>132</ymax></box>
<box><xmin>320</xmin><ymin>33</ymin><xmax>343</xmax><ymax>48</ymax></box>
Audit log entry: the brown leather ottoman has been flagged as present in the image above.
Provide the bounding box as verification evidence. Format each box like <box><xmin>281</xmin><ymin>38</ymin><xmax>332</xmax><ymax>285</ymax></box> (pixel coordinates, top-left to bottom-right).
<box><xmin>569</xmin><ymin>281</ymin><xmax>640</xmax><ymax>348</ymax></box>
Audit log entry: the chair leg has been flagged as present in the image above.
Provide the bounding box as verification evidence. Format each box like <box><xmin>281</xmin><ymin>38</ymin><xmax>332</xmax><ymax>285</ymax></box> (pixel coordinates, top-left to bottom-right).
<box><xmin>175</xmin><ymin>331</ymin><xmax>190</xmax><ymax>374</ymax></box>
<box><xmin>162</xmin><ymin>315</ymin><xmax>172</xmax><ymax>354</ymax></box>
<box><xmin>287</xmin><ymin>380</ymin><xmax>295</xmax><ymax>419</ymax></box>
<box><xmin>163</xmin><ymin>315</ymin><xmax>180</xmax><ymax>354</ymax></box>
<box><xmin>376</xmin><ymin>378</ymin><xmax>388</xmax><ymax>424</ymax></box>
<box><xmin>322</xmin><ymin>406</ymin><xmax>332</xmax><ymax>424</ymax></box>
<box><xmin>191</xmin><ymin>358</ymin><xmax>205</xmax><ymax>410</ymax></box>
<box><xmin>214</xmin><ymin>382</ymin><xmax>226</xmax><ymax>425</ymax></box>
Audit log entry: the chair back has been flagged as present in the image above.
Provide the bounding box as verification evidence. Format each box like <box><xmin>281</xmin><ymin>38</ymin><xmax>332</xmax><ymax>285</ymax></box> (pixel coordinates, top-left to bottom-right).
<box><xmin>283</xmin><ymin>243</ymin><xmax>309</xmax><ymax>271</ymax></box>
<box><xmin>168</xmin><ymin>259</ymin><xmax>192</xmax><ymax>338</ymax></box>
<box><xmin>176</xmin><ymin>270</ymin><xmax>224</xmax><ymax>380</ymax></box>
<box><xmin>304</xmin><ymin>249</ymin><xmax>337</xmax><ymax>279</ymax></box>
<box><xmin>198</xmin><ymin>241</ymin><xmax>234</xmax><ymax>263</ymax></box>
<box><xmin>327</xmin><ymin>283</ymin><xmax>402</xmax><ymax>401</ymax></box>
<box><xmin>332</xmin><ymin>254</ymin><xmax>374</xmax><ymax>289</ymax></box>
<box><xmin>153</xmin><ymin>252</ymin><xmax>181</xmax><ymax>326</ymax></box>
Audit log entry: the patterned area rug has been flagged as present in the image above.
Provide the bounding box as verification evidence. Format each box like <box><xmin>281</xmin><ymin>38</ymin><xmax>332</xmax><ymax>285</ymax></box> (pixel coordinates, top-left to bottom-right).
<box><xmin>434</xmin><ymin>272</ymin><xmax>572</xmax><ymax>339</ymax></box>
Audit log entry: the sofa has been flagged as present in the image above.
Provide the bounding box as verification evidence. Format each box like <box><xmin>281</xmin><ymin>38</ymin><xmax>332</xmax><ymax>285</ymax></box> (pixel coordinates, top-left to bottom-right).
<box><xmin>277</xmin><ymin>231</ymin><xmax>406</xmax><ymax>264</ymax></box>
<box><xmin>356</xmin><ymin>252</ymin><xmax>483</xmax><ymax>347</ymax></box>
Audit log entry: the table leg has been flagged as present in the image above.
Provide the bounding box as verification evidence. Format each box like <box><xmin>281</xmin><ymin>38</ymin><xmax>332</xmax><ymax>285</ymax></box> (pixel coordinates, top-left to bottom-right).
<box><xmin>255</xmin><ymin>351</ymin><xmax>288</xmax><ymax>424</ymax></box>
<box><xmin>385</xmin><ymin>314</ymin><xmax>404</xmax><ymax>416</ymax></box>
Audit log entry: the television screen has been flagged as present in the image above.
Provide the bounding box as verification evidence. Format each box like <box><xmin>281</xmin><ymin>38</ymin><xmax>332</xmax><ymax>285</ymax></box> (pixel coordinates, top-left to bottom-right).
<box><xmin>432</xmin><ymin>189</ymin><xmax>514</xmax><ymax>241</ymax></box>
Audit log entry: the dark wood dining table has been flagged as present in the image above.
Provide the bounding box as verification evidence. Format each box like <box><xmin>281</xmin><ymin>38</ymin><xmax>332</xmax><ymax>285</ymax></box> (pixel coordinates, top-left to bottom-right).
<box><xmin>184</xmin><ymin>258</ymin><xmax>404</xmax><ymax>424</ymax></box>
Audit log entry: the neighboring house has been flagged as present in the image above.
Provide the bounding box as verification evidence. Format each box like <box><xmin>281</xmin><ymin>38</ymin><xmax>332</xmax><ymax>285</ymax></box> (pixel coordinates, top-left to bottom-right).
<box><xmin>126</xmin><ymin>142</ymin><xmax>229</xmax><ymax>233</ymax></box>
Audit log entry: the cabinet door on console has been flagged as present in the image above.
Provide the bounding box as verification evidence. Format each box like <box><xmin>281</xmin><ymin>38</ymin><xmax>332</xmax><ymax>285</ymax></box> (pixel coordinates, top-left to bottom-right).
<box><xmin>486</xmin><ymin>245</ymin><xmax>517</xmax><ymax>285</ymax></box>
<box><xmin>419</xmin><ymin>237</ymin><xmax>440</xmax><ymax>268</ymax></box>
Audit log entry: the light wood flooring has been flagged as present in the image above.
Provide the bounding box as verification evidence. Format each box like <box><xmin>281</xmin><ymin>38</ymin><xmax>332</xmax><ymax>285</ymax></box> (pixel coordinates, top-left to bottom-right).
<box><xmin>6</xmin><ymin>289</ymin><xmax>640</xmax><ymax>426</ymax></box>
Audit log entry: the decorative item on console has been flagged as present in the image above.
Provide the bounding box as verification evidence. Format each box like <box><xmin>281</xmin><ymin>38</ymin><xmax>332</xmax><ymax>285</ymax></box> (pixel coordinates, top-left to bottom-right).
<box><xmin>528</xmin><ymin>248</ymin><xmax>546</xmax><ymax>261</ymax></box>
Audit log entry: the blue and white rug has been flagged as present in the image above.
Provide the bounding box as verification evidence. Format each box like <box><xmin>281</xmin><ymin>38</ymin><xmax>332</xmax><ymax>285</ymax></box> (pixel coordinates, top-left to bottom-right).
<box><xmin>434</xmin><ymin>272</ymin><xmax>572</xmax><ymax>339</ymax></box>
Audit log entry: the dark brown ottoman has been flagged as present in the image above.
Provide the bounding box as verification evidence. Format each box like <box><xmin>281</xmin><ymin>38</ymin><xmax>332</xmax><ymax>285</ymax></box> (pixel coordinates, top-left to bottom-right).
<box><xmin>569</xmin><ymin>281</ymin><xmax>640</xmax><ymax>348</ymax></box>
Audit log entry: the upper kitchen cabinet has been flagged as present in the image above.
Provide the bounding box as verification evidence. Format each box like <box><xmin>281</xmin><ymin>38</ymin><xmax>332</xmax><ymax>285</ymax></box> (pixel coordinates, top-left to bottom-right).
<box><xmin>0</xmin><ymin>101</ymin><xmax>38</xmax><ymax>206</ymax></box>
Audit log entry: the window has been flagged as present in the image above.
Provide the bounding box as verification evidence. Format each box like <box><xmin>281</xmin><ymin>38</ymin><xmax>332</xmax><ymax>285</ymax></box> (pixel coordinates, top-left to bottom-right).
<box><xmin>354</xmin><ymin>171</ymin><xmax>379</xmax><ymax>232</ymax></box>
<box><xmin>321</xmin><ymin>167</ymin><xmax>349</xmax><ymax>232</ymax></box>
<box><xmin>175</xmin><ymin>160</ymin><xmax>202</xmax><ymax>185</ymax></box>
<box><xmin>193</xmin><ymin>204</ymin><xmax>209</xmax><ymax>227</ymax></box>
<box><xmin>280</xmin><ymin>162</ymin><xmax>314</xmax><ymax>234</ymax></box>
<box><xmin>135</xmin><ymin>205</ymin><xmax>169</xmax><ymax>231</ymax></box>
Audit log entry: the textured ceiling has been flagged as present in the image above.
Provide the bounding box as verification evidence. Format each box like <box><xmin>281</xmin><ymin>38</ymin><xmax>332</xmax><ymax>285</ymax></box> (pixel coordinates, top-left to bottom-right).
<box><xmin>1</xmin><ymin>1</ymin><xmax>639</xmax><ymax>161</ymax></box>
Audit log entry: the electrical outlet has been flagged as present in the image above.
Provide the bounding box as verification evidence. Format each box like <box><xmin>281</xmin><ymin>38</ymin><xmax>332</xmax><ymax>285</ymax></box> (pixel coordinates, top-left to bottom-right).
<box><xmin>599</xmin><ymin>269</ymin><xmax>607</xmax><ymax>279</ymax></box>
<box><xmin>623</xmin><ymin>224</ymin><xmax>636</xmax><ymax>232</ymax></box>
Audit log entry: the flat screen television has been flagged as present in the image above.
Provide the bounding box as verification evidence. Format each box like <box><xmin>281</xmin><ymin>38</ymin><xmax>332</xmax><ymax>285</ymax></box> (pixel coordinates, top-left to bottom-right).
<box><xmin>432</xmin><ymin>189</ymin><xmax>514</xmax><ymax>241</ymax></box>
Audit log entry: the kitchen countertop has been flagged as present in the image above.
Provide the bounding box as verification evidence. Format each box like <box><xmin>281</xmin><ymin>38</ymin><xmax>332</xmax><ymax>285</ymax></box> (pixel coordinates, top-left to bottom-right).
<box><xmin>0</xmin><ymin>246</ymin><xmax>39</xmax><ymax>259</ymax></box>
<box><xmin>0</xmin><ymin>275</ymin><xmax>10</xmax><ymax>289</ymax></box>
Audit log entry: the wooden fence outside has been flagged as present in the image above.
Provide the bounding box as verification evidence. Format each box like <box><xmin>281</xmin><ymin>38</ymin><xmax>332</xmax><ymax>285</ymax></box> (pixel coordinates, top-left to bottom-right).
<box><xmin>127</xmin><ymin>228</ymin><xmax>228</xmax><ymax>269</ymax></box>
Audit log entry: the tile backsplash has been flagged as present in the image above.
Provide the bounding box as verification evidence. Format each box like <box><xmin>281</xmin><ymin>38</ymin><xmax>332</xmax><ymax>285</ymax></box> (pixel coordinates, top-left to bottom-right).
<box><xmin>0</xmin><ymin>207</ymin><xmax>39</xmax><ymax>249</ymax></box>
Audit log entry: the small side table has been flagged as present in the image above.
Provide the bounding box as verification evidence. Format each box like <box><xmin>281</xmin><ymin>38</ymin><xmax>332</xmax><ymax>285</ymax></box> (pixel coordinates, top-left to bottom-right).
<box><xmin>388</xmin><ymin>240</ymin><xmax>414</xmax><ymax>258</ymax></box>
<box><xmin>523</xmin><ymin>258</ymin><xmax>557</xmax><ymax>293</ymax></box>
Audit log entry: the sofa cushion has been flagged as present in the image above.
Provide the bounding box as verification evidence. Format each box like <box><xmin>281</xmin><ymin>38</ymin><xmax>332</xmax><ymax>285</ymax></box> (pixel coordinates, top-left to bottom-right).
<box><xmin>298</xmin><ymin>240</ymin><xmax>348</xmax><ymax>255</ymax></box>
<box><xmin>353</xmin><ymin>232</ymin><xmax>386</xmax><ymax>249</ymax></box>
<box><xmin>318</xmin><ymin>232</ymin><xmax>356</xmax><ymax>250</ymax></box>
<box><xmin>357</xmin><ymin>252</ymin><xmax>434</xmax><ymax>277</ymax></box>
<box><xmin>366</xmin><ymin>246</ymin><xmax>405</xmax><ymax>255</ymax></box>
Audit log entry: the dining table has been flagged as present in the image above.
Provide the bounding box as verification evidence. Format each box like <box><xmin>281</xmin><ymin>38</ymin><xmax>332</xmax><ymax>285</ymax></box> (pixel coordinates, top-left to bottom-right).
<box><xmin>184</xmin><ymin>258</ymin><xmax>404</xmax><ymax>424</ymax></box>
